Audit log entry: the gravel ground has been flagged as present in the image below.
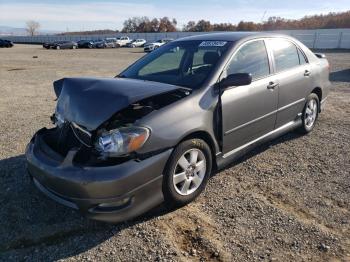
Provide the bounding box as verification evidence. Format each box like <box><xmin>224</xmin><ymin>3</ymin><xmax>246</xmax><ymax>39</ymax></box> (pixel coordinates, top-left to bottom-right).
<box><xmin>0</xmin><ymin>45</ymin><xmax>349</xmax><ymax>262</ymax></box>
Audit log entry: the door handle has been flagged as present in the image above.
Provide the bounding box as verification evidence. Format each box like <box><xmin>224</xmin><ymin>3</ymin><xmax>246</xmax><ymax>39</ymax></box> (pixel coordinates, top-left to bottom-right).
<box><xmin>304</xmin><ymin>70</ymin><xmax>311</xmax><ymax>76</ymax></box>
<box><xmin>267</xmin><ymin>82</ymin><xmax>278</xmax><ymax>90</ymax></box>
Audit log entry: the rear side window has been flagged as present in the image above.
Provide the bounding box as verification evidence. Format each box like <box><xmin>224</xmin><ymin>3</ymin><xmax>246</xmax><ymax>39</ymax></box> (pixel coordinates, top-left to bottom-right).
<box><xmin>226</xmin><ymin>40</ymin><xmax>270</xmax><ymax>80</ymax></box>
<box><xmin>270</xmin><ymin>39</ymin><xmax>300</xmax><ymax>72</ymax></box>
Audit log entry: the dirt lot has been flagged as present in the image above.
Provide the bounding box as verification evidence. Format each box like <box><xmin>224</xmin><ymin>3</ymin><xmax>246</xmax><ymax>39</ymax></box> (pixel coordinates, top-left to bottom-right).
<box><xmin>0</xmin><ymin>45</ymin><xmax>349</xmax><ymax>262</ymax></box>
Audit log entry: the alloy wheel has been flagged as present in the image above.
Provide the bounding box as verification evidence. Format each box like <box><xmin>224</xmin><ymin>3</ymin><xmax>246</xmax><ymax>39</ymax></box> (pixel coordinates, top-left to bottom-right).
<box><xmin>305</xmin><ymin>98</ymin><xmax>318</xmax><ymax>128</ymax></box>
<box><xmin>172</xmin><ymin>149</ymin><xmax>206</xmax><ymax>196</ymax></box>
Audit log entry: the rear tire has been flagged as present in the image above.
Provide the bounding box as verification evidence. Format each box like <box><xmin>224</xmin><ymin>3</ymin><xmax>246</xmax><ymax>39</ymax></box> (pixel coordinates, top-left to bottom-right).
<box><xmin>163</xmin><ymin>139</ymin><xmax>212</xmax><ymax>208</ymax></box>
<box><xmin>298</xmin><ymin>93</ymin><xmax>319</xmax><ymax>134</ymax></box>
<box><xmin>56</xmin><ymin>46</ymin><xmax>60</xmax><ymax>50</ymax></box>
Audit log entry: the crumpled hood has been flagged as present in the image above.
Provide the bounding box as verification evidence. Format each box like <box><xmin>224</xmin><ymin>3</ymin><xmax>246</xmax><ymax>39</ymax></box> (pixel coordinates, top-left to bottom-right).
<box><xmin>54</xmin><ymin>77</ymin><xmax>180</xmax><ymax>131</ymax></box>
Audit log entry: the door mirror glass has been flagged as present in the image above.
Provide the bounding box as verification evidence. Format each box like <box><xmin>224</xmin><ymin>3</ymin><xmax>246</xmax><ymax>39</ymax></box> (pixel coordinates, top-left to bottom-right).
<box><xmin>220</xmin><ymin>73</ymin><xmax>252</xmax><ymax>89</ymax></box>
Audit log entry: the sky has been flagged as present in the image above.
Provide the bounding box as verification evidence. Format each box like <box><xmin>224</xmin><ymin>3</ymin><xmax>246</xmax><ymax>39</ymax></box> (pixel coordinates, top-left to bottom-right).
<box><xmin>0</xmin><ymin>0</ymin><xmax>349</xmax><ymax>31</ymax></box>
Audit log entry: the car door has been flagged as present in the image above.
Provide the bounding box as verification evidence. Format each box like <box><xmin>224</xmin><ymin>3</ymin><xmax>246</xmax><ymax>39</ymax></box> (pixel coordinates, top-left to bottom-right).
<box><xmin>267</xmin><ymin>38</ymin><xmax>312</xmax><ymax>128</ymax></box>
<box><xmin>221</xmin><ymin>39</ymin><xmax>278</xmax><ymax>155</ymax></box>
<box><xmin>60</xmin><ymin>42</ymin><xmax>68</xmax><ymax>49</ymax></box>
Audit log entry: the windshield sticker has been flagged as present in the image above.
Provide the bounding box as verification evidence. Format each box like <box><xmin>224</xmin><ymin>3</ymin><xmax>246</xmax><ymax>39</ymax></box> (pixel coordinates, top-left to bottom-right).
<box><xmin>199</xmin><ymin>41</ymin><xmax>227</xmax><ymax>47</ymax></box>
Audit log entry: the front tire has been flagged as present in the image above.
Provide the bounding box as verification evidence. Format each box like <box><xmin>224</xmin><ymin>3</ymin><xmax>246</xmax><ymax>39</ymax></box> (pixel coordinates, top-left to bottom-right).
<box><xmin>298</xmin><ymin>93</ymin><xmax>319</xmax><ymax>134</ymax></box>
<box><xmin>163</xmin><ymin>139</ymin><xmax>212</xmax><ymax>207</ymax></box>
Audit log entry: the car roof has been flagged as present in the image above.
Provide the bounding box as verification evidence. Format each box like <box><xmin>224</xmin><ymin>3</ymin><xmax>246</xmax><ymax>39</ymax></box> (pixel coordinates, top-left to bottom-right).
<box><xmin>177</xmin><ymin>32</ymin><xmax>288</xmax><ymax>42</ymax></box>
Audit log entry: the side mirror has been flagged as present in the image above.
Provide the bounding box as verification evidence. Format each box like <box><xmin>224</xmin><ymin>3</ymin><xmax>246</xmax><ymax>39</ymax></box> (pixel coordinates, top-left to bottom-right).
<box><xmin>220</xmin><ymin>73</ymin><xmax>252</xmax><ymax>89</ymax></box>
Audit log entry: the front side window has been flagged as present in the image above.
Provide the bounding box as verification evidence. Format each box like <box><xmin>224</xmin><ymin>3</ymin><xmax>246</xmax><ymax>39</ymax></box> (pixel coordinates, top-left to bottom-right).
<box><xmin>270</xmin><ymin>39</ymin><xmax>301</xmax><ymax>72</ymax></box>
<box><xmin>121</xmin><ymin>40</ymin><xmax>231</xmax><ymax>89</ymax></box>
<box><xmin>226</xmin><ymin>40</ymin><xmax>270</xmax><ymax>80</ymax></box>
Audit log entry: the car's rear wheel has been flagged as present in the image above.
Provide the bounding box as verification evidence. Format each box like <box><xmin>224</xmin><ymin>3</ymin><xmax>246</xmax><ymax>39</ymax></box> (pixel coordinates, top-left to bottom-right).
<box><xmin>163</xmin><ymin>139</ymin><xmax>212</xmax><ymax>207</ymax></box>
<box><xmin>56</xmin><ymin>46</ymin><xmax>60</xmax><ymax>50</ymax></box>
<box><xmin>298</xmin><ymin>93</ymin><xmax>319</xmax><ymax>134</ymax></box>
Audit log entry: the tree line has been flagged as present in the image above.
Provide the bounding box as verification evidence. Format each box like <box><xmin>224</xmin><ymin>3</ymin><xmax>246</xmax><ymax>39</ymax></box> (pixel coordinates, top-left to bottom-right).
<box><xmin>56</xmin><ymin>10</ymin><xmax>349</xmax><ymax>36</ymax></box>
<box><xmin>122</xmin><ymin>11</ymin><xmax>350</xmax><ymax>33</ymax></box>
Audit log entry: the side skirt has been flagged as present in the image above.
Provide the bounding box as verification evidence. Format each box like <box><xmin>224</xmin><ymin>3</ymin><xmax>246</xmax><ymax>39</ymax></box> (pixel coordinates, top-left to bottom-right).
<box><xmin>215</xmin><ymin>119</ymin><xmax>302</xmax><ymax>170</ymax></box>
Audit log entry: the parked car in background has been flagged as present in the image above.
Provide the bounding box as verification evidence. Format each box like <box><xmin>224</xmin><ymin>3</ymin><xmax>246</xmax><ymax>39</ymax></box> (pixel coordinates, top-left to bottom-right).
<box><xmin>43</xmin><ymin>41</ymin><xmax>78</xmax><ymax>50</ymax></box>
<box><xmin>77</xmin><ymin>40</ymin><xmax>94</xmax><ymax>49</ymax></box>
<box><xmin>144</xmin><ymin>39</ymin><xmax>173</xmax><ymax>52</ymax></box>
<box><xmin>0</xmin><ymin>39</ymin><xmax>14</xmax><ymax>48</ymax></box>
<box><xmin>43</xmin><ymin>42</ymin><xmax>54</xmax><ymax>49</ymax></box>
<box><xmin>104</xmin><ymin>38</ymin><xmax>118</xmax><ymax>48</ymax></box>
<box><xmin>26</xmin><ymin>33</ymin><xmax>331</xmax><ymax>223</ymax></box>
<box><xmin>115</xmin><ymin>36</ymin><xmax>132</xmax><ymax>47</ymax></box>
<box><xmin>127</xmin><ymin>39</ymin><xmax>146</xmax><ymax>48</ymax></box>
<box><xmin>92</xmin><ymin>39</ymin><xmax>107</xmax><ymax>49</ymax></box>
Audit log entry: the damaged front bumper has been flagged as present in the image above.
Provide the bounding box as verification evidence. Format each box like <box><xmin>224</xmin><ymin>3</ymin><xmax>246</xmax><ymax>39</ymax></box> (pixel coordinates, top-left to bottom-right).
<box><xmin>25</xmin><ymin>128</ymin><xmax>172</xmax><ymax>223</ymax></box>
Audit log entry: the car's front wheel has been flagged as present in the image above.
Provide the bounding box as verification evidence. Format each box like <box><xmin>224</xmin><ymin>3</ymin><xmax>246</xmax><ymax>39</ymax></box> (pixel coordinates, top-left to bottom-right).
<box><xmin>299</xmin><ymin>93</ymin><xmax>319</xmax><ymax>134</ymax></box>
<box><xmin>163</xmin><ymin>139</ymin><xmax>212</xmax><ymax>207</ymax></box>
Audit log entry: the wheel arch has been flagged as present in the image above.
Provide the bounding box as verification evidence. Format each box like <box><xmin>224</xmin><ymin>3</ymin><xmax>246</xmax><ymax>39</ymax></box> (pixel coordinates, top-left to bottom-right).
<box><xmin>179</xmin><ymin>131</ymin><xmax>218</xmax><ymax>170</ymax></box>
<box><xmin>311</xmin><ymin>87</ymin><xmax>322</xmax><ymax>112</ymax></box>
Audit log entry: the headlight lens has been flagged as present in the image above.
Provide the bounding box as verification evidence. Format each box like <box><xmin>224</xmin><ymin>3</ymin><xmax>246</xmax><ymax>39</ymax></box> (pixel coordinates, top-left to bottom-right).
<box><xmin>96</xmin><ymin>126</ymin><xmax>150</xmax><ymax>157</ymax></box>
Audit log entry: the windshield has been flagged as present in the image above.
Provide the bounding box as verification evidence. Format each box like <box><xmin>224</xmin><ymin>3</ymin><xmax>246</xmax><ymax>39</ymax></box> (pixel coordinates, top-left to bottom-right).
<box><xmin>120</xmin><ymin>40</ymin><xmax>231</xmax><ymax>89</ymax></box>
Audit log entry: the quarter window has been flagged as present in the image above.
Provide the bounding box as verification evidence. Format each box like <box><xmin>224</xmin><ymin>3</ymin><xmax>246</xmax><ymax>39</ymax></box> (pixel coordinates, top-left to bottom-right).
<box><xmin>226</xmin><ymin>40</ymin><xmax>270</xmax><ymax>80</ymax></box>
<box><xmin>297</xmin><ymin>48</ymin><xmax>308</xmax><ymax>65</ymax></box>
<box><xmin>270</xmin><ymin>39</ymin><xmax>300</xmax><ymax>72</ymax></box>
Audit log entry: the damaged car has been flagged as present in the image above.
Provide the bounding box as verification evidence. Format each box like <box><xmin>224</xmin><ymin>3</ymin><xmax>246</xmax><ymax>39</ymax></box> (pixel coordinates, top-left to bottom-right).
<box><xmin>26</xmin><ymin>32</ymin><xmax>331</xmax><ymax>222</ymax></box>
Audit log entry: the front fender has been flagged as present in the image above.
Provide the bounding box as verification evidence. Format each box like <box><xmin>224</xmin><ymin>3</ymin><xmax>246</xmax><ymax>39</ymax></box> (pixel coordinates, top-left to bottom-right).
<box><xmin>137</xmin><ymin>89</ymin><xmax>220</xmax><ymax>155</ymax></box>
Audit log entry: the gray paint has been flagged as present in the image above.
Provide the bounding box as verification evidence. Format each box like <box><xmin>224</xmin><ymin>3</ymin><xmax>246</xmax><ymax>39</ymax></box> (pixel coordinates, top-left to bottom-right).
<box><xmin>54</xmin><ymin>77</ymin><xmax>182</xmax><ymax>131</ymax></box>
<box><xmin>138</xmin><ymin>33</ymin><xmax>330</xmax><ymax>159</ymax></box>
<box><xmin>25</xmin><ymin>32</ymin><xmax>331</xmax><ymax>222</ymax></box>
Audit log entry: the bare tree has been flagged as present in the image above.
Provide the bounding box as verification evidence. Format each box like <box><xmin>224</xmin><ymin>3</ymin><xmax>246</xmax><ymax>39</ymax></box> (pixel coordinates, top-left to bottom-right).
<box><xmin>26</xmin><ymin>20</ymin><xmax>40</xmax><ymax>36</ymax></box>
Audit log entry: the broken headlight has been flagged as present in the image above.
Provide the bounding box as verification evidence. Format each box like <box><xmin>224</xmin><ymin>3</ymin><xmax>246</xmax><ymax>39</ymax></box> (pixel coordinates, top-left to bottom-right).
<box><xmin>95</xmin><ymin>126</ymin><xmax>150</xmax><ymax>157</ymax></box>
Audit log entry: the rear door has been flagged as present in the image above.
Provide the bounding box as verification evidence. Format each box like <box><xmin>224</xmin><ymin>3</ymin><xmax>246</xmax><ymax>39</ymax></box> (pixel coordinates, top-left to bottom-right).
<box><xmin>267</xmin><ymin>38</ymin><xmax>312</xmax><ymax>128</ymax></box>
<box><xmin>221</xmin><ymin>39</ymin><xmax>278</xmax><ymax>155</ymax></box>
<box><xmin>61</xmin><ymin>41</ymin><xmax>69</xmax><ymax>49</ymax></box>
